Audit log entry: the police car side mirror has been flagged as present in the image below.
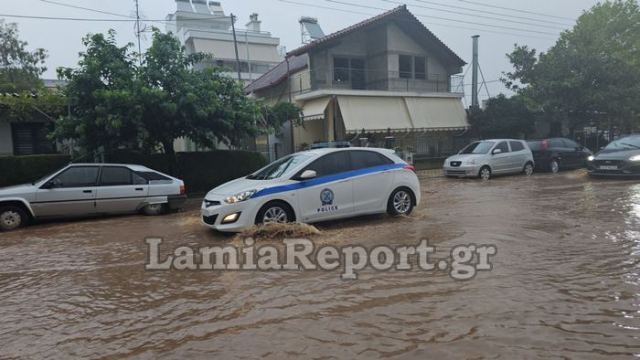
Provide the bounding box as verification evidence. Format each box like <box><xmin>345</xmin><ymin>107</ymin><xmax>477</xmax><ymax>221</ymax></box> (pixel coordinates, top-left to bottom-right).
<box><xmin>299</xmin><ymin>170</ymin><xmax>317</xmax><ymax>180</ymax></box>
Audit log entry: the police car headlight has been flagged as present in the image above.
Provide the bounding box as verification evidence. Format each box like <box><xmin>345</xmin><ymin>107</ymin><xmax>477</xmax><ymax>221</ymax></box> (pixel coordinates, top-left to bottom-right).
<box><xmin>587</xmin><ymin>155</ymin><xmax>595</xmax><ymax>162</ymax></box>
<box><xmin>224</xmin><ymin>190</ymin><xmax>257</xmax><ymax>204</ymax></box>
<box><xmin>630</xmin><ymin>155</ymin><xmax>640</xmax><ymax>161</ymax></box>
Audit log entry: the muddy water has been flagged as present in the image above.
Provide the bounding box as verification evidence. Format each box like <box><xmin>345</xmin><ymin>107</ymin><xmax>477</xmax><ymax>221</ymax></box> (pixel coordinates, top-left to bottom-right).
<box><xmin>0</xmin><ymin>171</ymin><xmax>639</xmax><ymax>359</ymax></box>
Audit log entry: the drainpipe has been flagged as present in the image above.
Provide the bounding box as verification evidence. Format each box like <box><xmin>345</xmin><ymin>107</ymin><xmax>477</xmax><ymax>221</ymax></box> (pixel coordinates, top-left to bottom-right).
<box><xmin>471</xmin><ymin>35</ymin><xmax>480</xmax><ymax>108</ymax></box>
<box><xmin>286</xmin><ymin>57</ymin><xmax>294</xmax><ymax>153</ymax></box>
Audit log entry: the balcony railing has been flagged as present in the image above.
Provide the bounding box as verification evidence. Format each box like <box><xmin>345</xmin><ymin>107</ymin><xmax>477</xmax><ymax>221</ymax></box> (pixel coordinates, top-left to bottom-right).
<box><xmin>288</xmin><ymin>69</ymin><xmax>465</xmax><ymax>96</ymax></box>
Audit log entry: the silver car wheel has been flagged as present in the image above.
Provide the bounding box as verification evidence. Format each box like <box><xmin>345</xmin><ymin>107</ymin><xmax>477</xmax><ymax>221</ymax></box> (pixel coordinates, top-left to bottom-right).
<box><xmin>393</xmin><ymin>190</ymin><xmax>412</xmax><ymax>214</ymax></box>
<box><xmin>480</xmin><ymin>167</ymin><xmax>491</xmax><ymax>181</ymax></box>
<box><xmin>0</xmin><ymin>210</ymin><xmax>22</xmax><ymax>230</ymax></box>
<box><xmin>525</xmin><ymin>163</ymin><xmax>534</xmax><ymax>176</ymax></box>
<box><xmin>550</xmin><ymin>160</ymin><xmax>559</xmax><ymax>174</ymax></box>
<box><xmin>263</xmin><ymin>206</ymin><xmax>288</xmax><ymax>224</ymax></box>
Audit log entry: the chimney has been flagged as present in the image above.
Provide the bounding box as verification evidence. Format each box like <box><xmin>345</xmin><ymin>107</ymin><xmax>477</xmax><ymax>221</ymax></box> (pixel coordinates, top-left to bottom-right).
<box><xmin>246</xmin><ymin>13</ymin><xmax>261</xmax><ymax>32</ymax></box>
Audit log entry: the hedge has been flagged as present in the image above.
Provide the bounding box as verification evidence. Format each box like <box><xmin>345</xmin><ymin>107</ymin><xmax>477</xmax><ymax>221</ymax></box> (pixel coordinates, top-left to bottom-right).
<box><xmin>106</xmin><ymin>150</ymin><xmax>267</xmax><ymax>194</ymax></box>
<box><xmin>0</xmin><ymin>151</ymin><xmax>267</xmax><ymax>194</ymax></box>
<box><xmin>0</xmin><ymin>154</ymin><xmax>72</xmax><ymax>188</ymax></box>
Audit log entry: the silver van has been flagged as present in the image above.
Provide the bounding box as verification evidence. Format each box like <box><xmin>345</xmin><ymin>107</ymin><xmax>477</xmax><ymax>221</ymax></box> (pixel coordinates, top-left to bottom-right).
<box><xmin>443</xmin><ymin>139</ymin><xmax>535</xmax><ymax>180</ymax></box>
<box><xmin>0</xmin><ymin>164</ymin><xmax>186</xmax><ymax>231</ymax></box>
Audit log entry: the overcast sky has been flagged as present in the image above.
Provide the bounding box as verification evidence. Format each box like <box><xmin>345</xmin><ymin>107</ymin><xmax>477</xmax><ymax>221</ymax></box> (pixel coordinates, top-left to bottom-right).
<box><xmin>2</xmin><ymin>0</ymin><xmax>599</xmax><ymax>104</ymax></box>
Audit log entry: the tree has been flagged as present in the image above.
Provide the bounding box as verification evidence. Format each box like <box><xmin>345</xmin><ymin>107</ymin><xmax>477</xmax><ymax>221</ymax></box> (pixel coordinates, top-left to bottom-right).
<box><xmin>0</xmin><ymin>20</ymin><xmax>47</xmax><ymax>92</ymax></box>
<box><xmin>53</xmin><ymin>31</ymin><xmax>141</xmax><ymax>157</ymax></box>
<box><xmin>468</xmin><ymin>94</ymin><xmax>536</xmax><ymax>139</ymax></box>
<box><xmin>503</xmin><ymin>0</ymin><xmax>640</xmax><ymax>135</ymax></box>
<box><xmin>54</xmin><ymin>29</ymin><xmax>299</xmax><ymax>157</ymax></box>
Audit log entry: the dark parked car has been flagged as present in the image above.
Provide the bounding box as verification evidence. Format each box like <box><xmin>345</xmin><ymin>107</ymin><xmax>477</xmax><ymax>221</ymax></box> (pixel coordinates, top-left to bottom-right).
<box><xmin>527</xmin><ymin>138</ymin><xmax>592</xmax><ymax>173</ymax></box>
<box><xmin>588</xmin><ymin>135</ymin><xmax>640</xmax><ymax>177</ymax></box>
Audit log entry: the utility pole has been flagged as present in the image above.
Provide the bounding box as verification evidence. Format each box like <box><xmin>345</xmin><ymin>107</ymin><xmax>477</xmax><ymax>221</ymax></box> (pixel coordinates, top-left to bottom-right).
<box><xmin>230</xmin><ymin>13</ymin><xmax>242</xmax><ymax>82</ymax></box>
<box><xmin>471</xmin><ymin>35</ymin><xmax>479</xmax><ymax>109</ymax></box>
<box><xmin>135</xmin><ymin>0</ymin><xmax>142</xmax><ymax>65</ymax></box>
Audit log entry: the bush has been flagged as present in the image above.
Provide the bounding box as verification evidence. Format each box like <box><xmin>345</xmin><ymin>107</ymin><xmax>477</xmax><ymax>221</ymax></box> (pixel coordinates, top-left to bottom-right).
<box><xmin>107</xmin><ymin>150</ymin><xmax>267</xmax><ymax>194</ymax></box>
<box><xmin>0</xmin><ymin>154</ymin><xmax>72</xmax><ymax>187</ymax></box>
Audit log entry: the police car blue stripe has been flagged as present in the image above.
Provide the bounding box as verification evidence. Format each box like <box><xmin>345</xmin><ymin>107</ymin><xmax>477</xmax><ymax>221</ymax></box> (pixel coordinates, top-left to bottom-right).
<box><xmin>252</xmin><ymin>163</ymin><xmax>406</xmax><ymax>198</ymax></box>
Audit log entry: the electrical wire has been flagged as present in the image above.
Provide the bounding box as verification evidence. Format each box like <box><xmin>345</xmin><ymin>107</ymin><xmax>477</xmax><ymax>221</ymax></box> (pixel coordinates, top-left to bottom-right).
<box><xmin>325</xmin><ymin>0</ymin><xmax>559</xmax><ymax>36</ymax></box>
<box><xmin>457</xmin><ymin>0</ymin><xmax>576</xmax><ymax>21</ymax></box>
<box><xmin>381</xmin><ymin>0</ymin><xmax>569</xmax><ymax>30</ymax></box>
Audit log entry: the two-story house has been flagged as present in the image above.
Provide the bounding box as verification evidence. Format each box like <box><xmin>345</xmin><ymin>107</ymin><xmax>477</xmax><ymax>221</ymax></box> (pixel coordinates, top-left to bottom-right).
<box><xmin>246</xmin><ymin>6</ymin><xmax>469</xmax><ymax>160</ymax></box>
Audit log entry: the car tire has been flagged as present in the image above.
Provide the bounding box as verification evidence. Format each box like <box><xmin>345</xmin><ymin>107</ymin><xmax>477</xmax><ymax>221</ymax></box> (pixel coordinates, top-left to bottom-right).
<box><xmin>255</xmin><ymin>201</ymin><xmax>295</xmax><ymax>225</ymax></box>
<box><xmin>549</xmin><ymin>159</ymin><xmax>560</xmax><ymax>174</ymax></box>
<box><xmin>523</xmin><ymin>162</ymin><xmax>535</xmax><ymax>176</ymax></box>
<box><xmin>478</xmin><ymin>166</ymin><xmax>492</xmax><ymax>181</ymax></box>
<box><xmin>143</xmin><ymin>203</ymin><xmax>167</xmax><ymax>216</ymax></box>
<box><xmin>0</xmin><ymin>205</ymin><xmax>29</xmax><ymax>231</ymax></box>
<box><xmin>387</xmin><ymin>187</ymin><xmax>415</xmax><ymax>216</ymax></box>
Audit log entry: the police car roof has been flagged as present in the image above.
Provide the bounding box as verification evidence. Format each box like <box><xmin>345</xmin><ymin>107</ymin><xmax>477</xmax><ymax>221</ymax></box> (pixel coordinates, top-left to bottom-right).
<box><xmin>301</xmin><ymin>147</ymin><xmax>395</xmax><ymax>157</ymax></box>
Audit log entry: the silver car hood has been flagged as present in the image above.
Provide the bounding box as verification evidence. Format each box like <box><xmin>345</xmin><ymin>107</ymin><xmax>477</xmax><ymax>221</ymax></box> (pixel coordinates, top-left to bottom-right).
<box><xmin>0</xmin><ymin>183</ymin><xmax>36</xmax><ymax>197</ymax></box>
<box><xmin>595</xmin><ymin>149</ymin><xmax>640</xmax><ymax>160</ymax></box>
<box><xmin>446</xmin><ymin>154</ymin><xmax>486</xmax><ymax>162</ymax></box>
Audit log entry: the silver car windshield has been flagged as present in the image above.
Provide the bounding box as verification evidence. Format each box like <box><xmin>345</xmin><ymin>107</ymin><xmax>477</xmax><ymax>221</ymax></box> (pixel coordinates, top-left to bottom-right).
<box><xmin>247</xmin><ymin>153</ymin><xmax>312</xmax><ymax>180</ymax></box>
<box><xmin>604</xmin><ymin>137</ymin><xmax>640</xmax><ymax>151</ymax></box>
<box><xmin>460</xmin><ymin>141</ymin><xmax>496</xmax><ymax>155</ymax></box>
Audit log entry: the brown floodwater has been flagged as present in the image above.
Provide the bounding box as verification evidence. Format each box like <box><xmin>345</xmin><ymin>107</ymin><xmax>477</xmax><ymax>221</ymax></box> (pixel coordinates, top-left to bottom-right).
<box><xmin>0</xmin><ymin>170</ymin><xmax>639</xmax><ymax>359</ymax></box>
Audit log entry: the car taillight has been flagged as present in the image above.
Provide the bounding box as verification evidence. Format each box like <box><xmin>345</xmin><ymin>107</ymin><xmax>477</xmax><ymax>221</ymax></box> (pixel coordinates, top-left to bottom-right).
<box><xmin>180</xmin><ymin>185</ymin><xmax>186</xmax><ymax>195</ymax></box>
<box><xmin>541</xmin><ymin>140</ymin><xmax>549</xmax><ymax>151</ymax></box>
<box><xmin>404</xmin><ymin>164</ymin><xmax>416</xmax><ymax>172</ymax></box>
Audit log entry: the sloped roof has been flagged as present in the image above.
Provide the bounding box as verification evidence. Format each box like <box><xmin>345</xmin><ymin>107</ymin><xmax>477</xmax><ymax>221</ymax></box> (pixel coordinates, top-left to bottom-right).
<box><xmin>287</xmin><ymin>5</ymin><xmax>465</xmax><ymax>67</ymax></box>
<box><xmin>245</xmin><ymin>5</ymin><xmax>466</xmax><ymax>94</ymax></box>
<box><xmin>244</xmin><ymin>53</ymin><xmax>308</xmax><ymax>94</ymax></box>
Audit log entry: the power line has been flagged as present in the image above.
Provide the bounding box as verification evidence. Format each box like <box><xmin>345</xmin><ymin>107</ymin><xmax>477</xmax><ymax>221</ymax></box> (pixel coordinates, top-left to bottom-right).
<box><xmin>457</xmin><ymin>0</ymin><xmax>576</xmax><ymax>21</ymax></box>
<box><xmin>39</xmin><ymin>0</ymin><xmax>132</xmax><ymax>19</ymax></box>
<box><xmin>278</xmin><ymin>0</ymin><xmax>556</xmax><ymax>40</ymax></box>
<box><xmin>411</xmin><ymin>0</ymin><xmax>573</xmax><ymax>27</ymax></box>
<box><xmin>381</xmin><ymin>0</ymin><xmax>570</xmax><ymax>30</ymax></box>
<box><xmin>325</xmin><ymin>0</ymin><xmax>559</xmax><ymax>36</ymax></box>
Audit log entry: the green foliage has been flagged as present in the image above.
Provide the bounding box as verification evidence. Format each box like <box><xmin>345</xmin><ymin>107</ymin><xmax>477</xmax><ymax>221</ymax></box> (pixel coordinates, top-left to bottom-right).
<box><xmin>54</xmin><ymin>29</ymin><xmax>298</xmax><ymax>157</ymax></box>
<box><xmin>0</xmin><ymin>21</ymin><xmax>47</xmax><ymax>92</ymax></box>
<box><xmin>107</xmin><ymin>150</ymin><xmax>267</xmax><ymax>193</ymax></box>
<box><xmin>503</xmin><ymin>0</ymin><xmax>640</xmax><ymax>133</ymax></box>
<box><xmin>53</xmin><ymin>31</ymin><xmax>140</xmax><ymax>156</ymax></box>
<box><xmin>0</xmin><ymin>90</ymin><xmax>66</xmax><ymax>123</ymax></box>
<box><xmin>468</xmin><ymin>95</ymin><xmax>536</xmax><ymax>139</ymax></box>
<box><xmin>0</xmin><ymin>154</ymin><xmax>71</xmax><ymax>187</ymax></box>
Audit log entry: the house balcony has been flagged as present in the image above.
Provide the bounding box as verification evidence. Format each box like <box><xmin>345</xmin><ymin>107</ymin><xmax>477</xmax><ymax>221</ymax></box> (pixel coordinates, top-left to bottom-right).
<box><xmin>288</xmin><ymin>69</ymin><xmax>465</xmax><ymax>98</ymax></box>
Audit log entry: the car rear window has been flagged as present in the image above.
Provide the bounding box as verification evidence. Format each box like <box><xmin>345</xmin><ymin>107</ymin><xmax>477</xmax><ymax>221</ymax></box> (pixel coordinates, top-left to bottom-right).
<box><xmin>510</xmin><ymin>141</ymin><xmax>525</xmax><ymax>152</ymax></box>
<box><xmin>136</xmin><ymin>171</ymin><xmax>171</xmax><ymax>181</ymax></box>
<box><xmin>527</xmin><ymin>141</ymin><xmax>542</xmax><ymax>151</ymax></box>
<box><xmin>350</xmin><ymin>151</ymin><xmax>393</xmax><ymax>170</ymax></box>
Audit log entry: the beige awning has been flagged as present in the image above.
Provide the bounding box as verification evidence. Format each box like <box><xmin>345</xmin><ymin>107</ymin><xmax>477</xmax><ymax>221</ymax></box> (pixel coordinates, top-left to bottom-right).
<box><xmin>301</xmin><ymin>97</ymin><xmax>331</xmax><ymax>120</ymax></box>
<box><xmin>337</xmin><ymin>95</ymin><xmax>468</xmax><ymax>134</ymax></box>
<box><xmin>337</xmin><ymin>96</ymin><xmax>413</xmax><ymax>133</ymax></box>
<box><xmin>404</xmin><ymin>97</ymin><xmax>468</xmax><ymax>130</ymax></box>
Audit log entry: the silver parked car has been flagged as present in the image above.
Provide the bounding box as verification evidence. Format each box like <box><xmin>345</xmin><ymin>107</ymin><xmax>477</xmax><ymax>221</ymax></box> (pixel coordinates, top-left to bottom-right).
<box><xmin>0</xmin><ymin>163</ymin><xmax>187</xmax><ymax>231</ymax></box>
<box><xmin>443</xmin><ymin>139</ymin><xmax>535</xmax><ymax>180</ymax></box>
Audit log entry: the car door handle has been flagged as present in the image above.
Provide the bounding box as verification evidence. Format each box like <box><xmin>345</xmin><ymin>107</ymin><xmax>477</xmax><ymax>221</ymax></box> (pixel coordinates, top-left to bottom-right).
<box><xmin>135</xmin><ymin>188</ymin><xmax>144</xmax><ymax>191</ymax></box>
<box><xmin>83</xmin><ymin>190</ymin><xmax>93</xmax><ymax>193</ymax></box>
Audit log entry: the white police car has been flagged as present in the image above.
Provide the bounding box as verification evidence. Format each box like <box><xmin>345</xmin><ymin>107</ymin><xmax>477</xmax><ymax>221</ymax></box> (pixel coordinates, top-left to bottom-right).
<box><xmin>201</xmin><ymin>148</ymin><xmax>421</xmax><ymax>232</ymax></box>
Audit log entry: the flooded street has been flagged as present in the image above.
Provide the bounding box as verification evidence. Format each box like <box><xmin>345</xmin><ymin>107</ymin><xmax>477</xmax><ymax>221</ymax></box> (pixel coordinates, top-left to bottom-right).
<box><xmin>1</xmin><ymin>170</ymin><xmax>639</xmax><ymax>359</ymax></box>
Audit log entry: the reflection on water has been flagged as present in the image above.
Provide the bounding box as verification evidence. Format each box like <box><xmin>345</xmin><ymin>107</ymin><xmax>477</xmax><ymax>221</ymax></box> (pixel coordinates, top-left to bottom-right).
<box><xmin>0</xmin><ymin>171</ymin><xmax>639</xmax><ymax>359</ymax></box>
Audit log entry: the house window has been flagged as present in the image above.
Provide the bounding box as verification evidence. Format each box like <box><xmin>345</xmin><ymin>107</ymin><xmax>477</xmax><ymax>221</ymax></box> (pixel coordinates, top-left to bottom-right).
<box><xmin>11</xmin><ymin>123</ymin><xmax>55</xmax><ymax>156</ymax></box>
<box><xmin>414</xmin><ymin>57</ymin><xmax>426</xmax><ymax>79</ymax></box>
<box><xmin>399</xmin><ymin>55</ymin><xmax>413</xmax><ymax>79</ymax></box>
<box><xmin>333</xmin><ymin>57</ymin><xmax>350</xmax><ymax>82</ymax></box>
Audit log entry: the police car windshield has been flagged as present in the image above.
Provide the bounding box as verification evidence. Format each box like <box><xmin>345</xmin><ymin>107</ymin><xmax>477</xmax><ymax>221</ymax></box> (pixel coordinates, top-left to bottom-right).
<box><xmin>247</xmin><ymin>154</ymin><xmax>311</xmax><ymax>180</ymax></box>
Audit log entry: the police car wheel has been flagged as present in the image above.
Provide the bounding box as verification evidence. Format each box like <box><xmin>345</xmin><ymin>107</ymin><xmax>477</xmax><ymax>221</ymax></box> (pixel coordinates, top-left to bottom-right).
<box><xmin>387</xmin><ymin>188</ymin><xmax>414</xmax><ymax>216</ymax></box>
<box><xmin>256</xmin><ymin>201</ymin><xmax>295</xmax><ymax>225</ymax></box>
